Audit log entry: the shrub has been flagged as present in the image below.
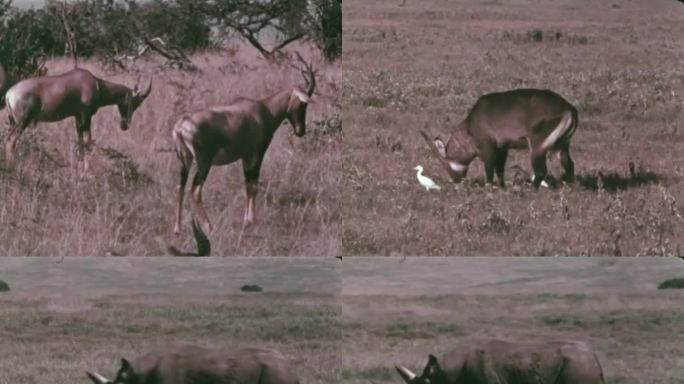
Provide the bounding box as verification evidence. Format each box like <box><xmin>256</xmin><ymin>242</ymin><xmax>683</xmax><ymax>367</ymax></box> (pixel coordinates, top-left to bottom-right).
<box><xmin>658</xmin><ymin>278</ymin><xmax>684</xmax><ymax>290</ymax></box>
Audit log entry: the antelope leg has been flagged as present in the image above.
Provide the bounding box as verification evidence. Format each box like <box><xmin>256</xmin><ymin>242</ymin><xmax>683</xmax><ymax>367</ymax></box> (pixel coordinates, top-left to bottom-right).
<box><xmin>244</xmin><ymin>181</ymin><xmax>257</xmax><ymax>225</ymax></box>
<box><xmin>190</xmin><ymin>159</ymin><xmax>212</xmax><ymax>233</ymax></box>
<box><xmin>242</xmin><ymin>156</ymin><xmax>263</xmax><ymax>226</ymax></box>
<box><xmin>531</xmin><ymin>151</ymin><xmax>548</xmax><ymax>190</ymax></box>
<box><xmin>559</xmin><ymin>142</ymin><xmax>575</xmax><ymax>183</ymax></box>
<box><xmin>174</xmin><ymin>162</ymin><xmax>190</xmax><ymax>234</ymax></box>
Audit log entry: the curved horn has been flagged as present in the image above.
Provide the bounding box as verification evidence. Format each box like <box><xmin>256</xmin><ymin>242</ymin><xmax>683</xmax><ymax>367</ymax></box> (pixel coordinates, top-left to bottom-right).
<box><xmin>86</xmin><ymin>371</ymin><xmax>111</xmax><ymax>384</ymax></box>
<box><xmin>140</xmin><ymin>77</ymin><xmax>153</xmax><ymax>98</ymax></box>
<box><xmin>293</xmin><ymin>89</ymin><xmax>311</xmax><ymax>104</ymax></box>
<box><xmin>294</xmin><ymin>51</ymin><xmax>316</xmax><ymax>97</ymax></box>
<box><xmin>395</xmin><ymin>365</ymin><xmax>417</xmax><ymax>383</ymax></box>
<box><xmin>305</xmin><ymin>69</ymin><xmax>316</xmax><ymax>97</ymax></box>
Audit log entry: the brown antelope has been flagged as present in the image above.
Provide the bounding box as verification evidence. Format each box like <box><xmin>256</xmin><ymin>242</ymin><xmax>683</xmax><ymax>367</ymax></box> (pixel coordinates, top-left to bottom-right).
<box><xmin>421</xmin><ymin>88</ymin><xmax>578</xmax><ymax>189</ymax></box>
<box><xmin>172</xmin><ymin>60</ymin><xmax>316</xmax><ymax>234</ymax></box>
<box><xmin>3</xmin><ymin>68</ymin><xmax>152</xmax><ymax>169</ymax></box>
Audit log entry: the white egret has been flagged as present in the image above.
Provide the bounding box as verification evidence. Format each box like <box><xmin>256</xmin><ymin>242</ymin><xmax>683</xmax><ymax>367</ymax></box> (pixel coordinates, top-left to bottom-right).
<box><xmin>413</xmin><ymin>165</ymin><xmax>441</xmax><ymax>191</ymax></box>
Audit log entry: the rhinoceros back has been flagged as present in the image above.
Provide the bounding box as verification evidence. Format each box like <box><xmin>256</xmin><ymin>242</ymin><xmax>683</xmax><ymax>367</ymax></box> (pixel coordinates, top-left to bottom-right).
<box><xmin>133</xmin><ymin>344</ymin><xmax>299</xmax><ymax>384</ymax></box>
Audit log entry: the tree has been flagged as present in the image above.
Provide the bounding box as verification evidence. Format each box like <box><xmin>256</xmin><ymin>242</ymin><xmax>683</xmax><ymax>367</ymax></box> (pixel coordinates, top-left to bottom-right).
<box><xmin>309</xmin><ymin>0</ymin><xmax>341</xmax><ymax>61</ymax></box>
<box><xmin>209</xmin><ymin>0</ymin><xmax>309</xmax><ymax>59</ymax></box>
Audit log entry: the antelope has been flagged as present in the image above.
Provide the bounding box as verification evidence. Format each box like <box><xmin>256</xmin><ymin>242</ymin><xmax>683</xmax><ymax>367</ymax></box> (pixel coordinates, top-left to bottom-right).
<box><xmin>396</xmin><ymin>338</ymin><xmax>605</xmax><ymax>384</ymax></box>
<box><xmin>3</xmin><ymin>68</ymin><xmax>152</xmax><ymax>169</ymax></box>
<box><xmin>421</xmin><ymin>88</ymin><xmax>578</xmax><ymax>189</ymax></box>
<box><xmin>172</xmin><ymin>58</ymin><xmax>316</xmax><ymax>234</ymax></box>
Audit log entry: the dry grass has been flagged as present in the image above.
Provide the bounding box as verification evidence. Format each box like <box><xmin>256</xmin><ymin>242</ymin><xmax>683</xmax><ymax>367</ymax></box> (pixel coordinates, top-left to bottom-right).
<box><xmin>342</xmin><ymin>0</ymin><xmax>684</xmax><ymax>255</ymax></box>
<box><xmin>0</xmin><ymin>43</ymin><xmax>341</xmax><ymax>256</ymax></box>
<box><xmin>340</xmin><ymin>257</ymin><xmax>684</xmax><ymax>384</ymax></box>
<box><xmin>0</xmin><ymin>258</ymin><xmax>341</xmax><ymax>384</ymax></box>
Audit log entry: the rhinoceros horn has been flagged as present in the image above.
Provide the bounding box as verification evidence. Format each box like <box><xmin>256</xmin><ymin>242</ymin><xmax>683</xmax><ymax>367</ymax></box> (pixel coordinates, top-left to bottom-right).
<box><xmin>86</xmin><ymin>371</ymin><xmax>111</xmax><ymax>384</ymax></box>
<box><xmin>395</xmin><ymin>365</ymin><xmax>417</xmax><ymax>383</ymax></box>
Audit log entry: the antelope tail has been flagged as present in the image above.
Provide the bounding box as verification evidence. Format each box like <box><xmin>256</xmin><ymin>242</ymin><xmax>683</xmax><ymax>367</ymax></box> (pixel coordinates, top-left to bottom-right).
<box><xmin>172</xmin><ymin>118</ymin><xmax>195</xmax><ymax>168</ymax></box>
<box><xmin>167</xmin><ymin>219</ymin><xmax>211</xmax><ymax>256</ymax></box>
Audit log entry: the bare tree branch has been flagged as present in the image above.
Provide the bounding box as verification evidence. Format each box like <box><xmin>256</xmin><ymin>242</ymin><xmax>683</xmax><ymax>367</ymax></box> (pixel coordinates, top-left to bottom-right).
<box><xmin>59</xmin><ymin>0</ymin><xmax>78</xmax><ymax>68</ymax></box>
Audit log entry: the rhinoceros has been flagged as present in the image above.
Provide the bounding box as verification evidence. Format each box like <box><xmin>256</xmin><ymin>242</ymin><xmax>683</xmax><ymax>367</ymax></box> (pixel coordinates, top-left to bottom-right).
<box><xmin>86</xmin><ymin>344</ymin><xmax>300</xmax><ymax>384</ymax></box>
<box><xmin>395</xmin><ymin>339</ymin><xmax>605</xmax><ymax>384</ymax></box>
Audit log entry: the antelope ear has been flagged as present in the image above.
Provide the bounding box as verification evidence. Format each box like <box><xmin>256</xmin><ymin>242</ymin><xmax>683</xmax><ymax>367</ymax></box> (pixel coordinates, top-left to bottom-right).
<box><xmin>292</xmin><ymin>89</ymin><xmax>311</xmax><ymax>104</ymax></box>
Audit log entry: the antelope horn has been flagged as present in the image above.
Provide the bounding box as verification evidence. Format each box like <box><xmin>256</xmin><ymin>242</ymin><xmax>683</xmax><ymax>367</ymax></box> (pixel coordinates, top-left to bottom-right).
<box><xmin>294</xmin><ymin>51</ymin><xmax>316</xmax><ymax>97</ymax></box>
<box><xmin>395</xmin><ymin>365</ymin><xmax>417</xmax><ymax>383</ymax></box>
<box><xmin>138</xmin><ymin>77</ymin><xmax>153</xmax><ymax>98</ymax></box>
<box><xmin>133</xmin><ymin>77</ymin><xmax>153</xmax><ymax>98</ymax></box>
<box><xmin>86</xmin><ymin>371</ymin><xmax>111</xmax><ymax>384</ymax></box>
<box><xmin>293</xmin><ymin>89</ymin><xmax>311</xmax><ymax>104</ymax></box>
<box><xmin>305</xmin><ymin>69</ymin><xmax>316</xmax><ymax>97</ymax></box>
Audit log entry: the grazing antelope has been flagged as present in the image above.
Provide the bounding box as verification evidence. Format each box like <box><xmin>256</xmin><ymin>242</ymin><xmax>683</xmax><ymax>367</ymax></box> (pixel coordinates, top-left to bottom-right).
<box><xmin>421</xmin><ymin>88</ymin><xmax>578</xmax><ymax>188</ymax></box>
<box><xmin>172</xmin><ymin>60</ymin><xmax>316</xmax><ymax>234</ymax></box>
<box><xmin>3</xmin><ymin>68</ymin><xmax>152</xmax><ymax>169</ymax></box>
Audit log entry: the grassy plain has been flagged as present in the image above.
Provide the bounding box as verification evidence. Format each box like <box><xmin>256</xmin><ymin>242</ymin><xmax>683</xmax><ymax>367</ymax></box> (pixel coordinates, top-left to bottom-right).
<box><xmin>0</xmin><ymin>258</ymin><xmax>341</xmax><ymax>384</ymax></box>
<box><xmin>340</xmin><ymin>257</ymin><xmax>684</xmax><ymax>383</ymax></box>
<box><xmin>0</xmin><ymin>43</ymin><xmax>341</xmax><ymax>256</ymax></box>
<box><xmin>342</xmin><ymin>0</ymin><xmax>684</xmax><ymax>255</ymax></box>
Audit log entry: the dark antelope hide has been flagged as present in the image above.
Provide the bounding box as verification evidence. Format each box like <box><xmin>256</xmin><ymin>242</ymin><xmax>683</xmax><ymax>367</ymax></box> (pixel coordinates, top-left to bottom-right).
<box><xmin>421</xmin><ymin>88</ymin><xmax>578</xmax><ymax>189</ymax></box>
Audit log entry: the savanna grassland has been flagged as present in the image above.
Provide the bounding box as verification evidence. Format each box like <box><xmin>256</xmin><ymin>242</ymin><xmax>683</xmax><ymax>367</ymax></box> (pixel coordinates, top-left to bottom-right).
<box><xmin>0</xmin><ymin>43</ymin><xmax>341</xmax><ymax>256</ymax></box>
<box><xmin>342</xmin><ymin>0</ymin><xmax>684</xmax><ymax>255</ymax></box>
<box><xmin>340</xmin><ymin>257</ymin><xmax>684</xmax><ymax>383</ymax></box>
<box><xmin>0</xmin><ymin>258</ymin><xmax>342</xmax><ymax>384</ymax></box>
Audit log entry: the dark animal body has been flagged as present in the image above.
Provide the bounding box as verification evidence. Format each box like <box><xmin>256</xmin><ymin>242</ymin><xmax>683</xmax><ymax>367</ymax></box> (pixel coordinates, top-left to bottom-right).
<box><xmin>86</xmin><ymin>344</ymin><xmax>300</xmax><ymax>384</ymax></box>
<box><xmin>172</xmin><ymin>63</ymin><xmax>315</xmax><ymax>234</ymax></box>
<box><xmin>421</xmin><ymin>88</ymin><xmax>578</xmax><ymax>188</ymax></box>
<box><xmin>3</xmin><ymin>68</ymin><xmax>151</xmax><ymax>168</ymax></box>
<box><xmin>0</xmin><ymin>64</ymin><xmax>10</xmax><ymax>109</ymax></box>
<box><xmin>396</xmin><ymin>339</ymin><xmax>604</xmax><ymax>384</ymax></box>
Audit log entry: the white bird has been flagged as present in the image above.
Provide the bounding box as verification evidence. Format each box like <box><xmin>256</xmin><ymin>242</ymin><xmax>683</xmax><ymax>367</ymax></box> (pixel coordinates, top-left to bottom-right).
<box><xmin>414</xmin><ymin>165</ymin><xmax>441</xmax><ymax>191</ymax></box>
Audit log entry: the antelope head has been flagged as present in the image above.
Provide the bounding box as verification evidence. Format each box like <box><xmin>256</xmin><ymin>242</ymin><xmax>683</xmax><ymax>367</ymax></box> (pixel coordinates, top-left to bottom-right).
<box><xmin>118</xmin><ymin>77</ymin><xmax>152</xmax><ymax>131</ymax></box>
<box><xmin>286</xmin><ymin>53</ymin><xmax>317</xmax><ymax>137</ymax></box>
<box><xmin>87</xmin><ymin>358</ymin><xmax>135</xmax><ymax>384</ymax></box>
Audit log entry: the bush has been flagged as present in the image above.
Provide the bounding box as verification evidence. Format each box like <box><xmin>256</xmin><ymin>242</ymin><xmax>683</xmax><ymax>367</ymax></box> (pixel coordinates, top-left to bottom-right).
<box><xmin>658</xmin><ymin>278</ymin><xmax>684</xmax><ymax>290</ymax></box>
<box><xmin>0</xmin><ymin>279</ymin><xmax>9</xmax><ymax>292</ymax></box>
<box><xmin>0</xmin><ymin>0</ymin><xmax>341</xmax><ymax>74</ymax></box>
